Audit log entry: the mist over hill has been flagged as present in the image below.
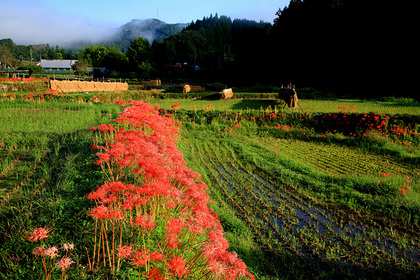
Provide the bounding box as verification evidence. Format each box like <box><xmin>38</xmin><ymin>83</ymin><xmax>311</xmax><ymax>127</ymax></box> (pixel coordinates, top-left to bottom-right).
<box><xmin>1</xmin><ymin>17</ymin><xmax>187</xmax><ymax>51</ymax></box>
<box><xmin>102</xmin><ymin>19</ymin><xmax>188</xmax><ymax>52</ymax></box>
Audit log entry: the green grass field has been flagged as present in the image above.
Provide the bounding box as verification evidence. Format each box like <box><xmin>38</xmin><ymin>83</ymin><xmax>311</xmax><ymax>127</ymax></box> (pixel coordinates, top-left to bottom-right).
<box><xmin>0</xmin><ymin>89</ymin><xmax>419</xmax><ymax>279</ymax></box>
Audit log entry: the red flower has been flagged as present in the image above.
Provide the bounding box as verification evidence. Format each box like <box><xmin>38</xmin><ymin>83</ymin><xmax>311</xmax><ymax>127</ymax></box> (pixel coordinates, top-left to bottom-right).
<box><xmin>87</xmin><ymin>188</ymin><xmax>107</xmax><ymax>201</ymax></box>
<box><xmin>150</xmin><ymin>251</ymin><xmax>164</xmax><ymax>262</ymax></box>
<box><xmin>400</xmin><ymin>189</ymin><xmax>406</xmax><ymax>195</ymax></box>
<box><xmin>26</xmin><ymin>227</ymin><xmax>52</xmax><ymax>242</ymax></box>
<box><xmin>166</xmin><ymin>234</ymin><xmax>180</xmax><ymax>249</ymax></box>
<box><xmin>88</xmin><ymin>205</ymin><xmax>109</xmax><ymax>220</ymax></box>
<box><xmin>57</xmin><ymin>257</ymin><xmax>74</xmax><ymax>270</ymax></box>
<box><xmin>168</xmin><ymin>256</ymin><xmax>188</xmax><ymax>278</ymax></box>
<box><xmin>117</xmin><ymin>245</ymin><xmax>133</xmax><ymax>259</ymax></box>
<box><xmin>166</xmin><ymin>218</ymin><xmax>186</xmax><ymax>235</ymax></box>
<box><xmin>96</xmin><ymin>152</ymin><xmax>110</xmax><ymax>162</ymax></box>
<box><xmin>44</xmin><ymin>246</ymin><xmax>59</xmax><ymax>258</ymax></box>
<box><xmin>32</xmin><ymin>246</ymin><xmax>45</xmax><ymax>256</ymax></box>
<box><xmin>99</xmin><ymin>124</ymin><xmax>109</xmax><ymax>132</ymax></box>
<box><xmin>130</xmin><ymin>251</ymin><xmax>149</xmax><ymax>267</ymax></box>
<box><xmin>134</xmin><ymin>214</ymin><xmax>156</xmax><ymax>230</ymax></box>
<box><xmin>145</xmin><ymin>268</ymin><xmax>165</xmax><ymax>280</ymax></box>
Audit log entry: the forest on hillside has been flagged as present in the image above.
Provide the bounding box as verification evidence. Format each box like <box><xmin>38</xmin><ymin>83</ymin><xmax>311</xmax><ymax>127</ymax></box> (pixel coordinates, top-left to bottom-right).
<box><xmin>0</xmin><ymin>0</ymin><xmax>415</xmax><ymax>99</ymax></box>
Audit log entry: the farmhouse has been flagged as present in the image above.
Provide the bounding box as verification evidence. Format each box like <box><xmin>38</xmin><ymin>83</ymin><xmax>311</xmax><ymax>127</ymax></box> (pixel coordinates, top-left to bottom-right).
<box><xmin>39</xmin><ymin>59</ymin><xmax>77</xmax><ymax>72</ymax></box>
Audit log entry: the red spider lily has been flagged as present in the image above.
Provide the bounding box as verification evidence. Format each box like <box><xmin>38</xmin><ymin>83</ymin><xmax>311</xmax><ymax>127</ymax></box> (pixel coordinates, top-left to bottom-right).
<box><xmin>171</xmin><ymin>103</ymin><xmax>181</xmax><ymax>108</ymax></box>
<box><xmin>26</xmin><ymin>227</ymin><xmax>52</xmax><ymax>242</ymax></box>
<box><xmin>57</xmin><ymin>257</ymin><xmax>74</xmax><ymax>270</ymax></box>
<box><xmin>88</xmin><ymin>205</ymin><xmax>110</xmax><ymax>220</ymax></box>
<box><xmin>134</xmin><ymin>214</ymin><xmax>156</xmax><ymax>230</ymax></box>
<box><xmin>166</xmin><ymin>218</ymin><xmax>186</xmax><ymax>236</ymax></box>
<box><xmin>62</xmin><ymin>243</ymin><xmax>74</xmax><ymax>251</ymax></box>
<box><xmin>145</xmin><ymin>267</ymin><xmax>166</xmax><ymax>280</ymax></box>
<box><xmin>108</xmin><ymin>210</ymin><xmax>126</xmax><ymax>220</ymax></box>
<box><xmin>130</xmin><ymin>251</ymin><xmax>150</xmax><ymax>267</ymax></box>
<box><xmin>150</xmin><ymin>251</ymin><xmax>164</xmax><ymax>262</ymax></box>
<box><xmin>166</xmin><ymin>234</ymin><xmax>180</xmax><ymax>249</ymax></box>
<box><xmin>168</xmin><ymin>256</ymin><xmax>188</xmax><ymax>278</ymax></box>
<box><xmin>400</xmin><ymin>189</ymin><xmax>406</xmax><ymax>195</ymax></box>
<box><xmin>117</xmin><ymin>245</ymin><xmax>133</xmax><ymax>259</ymax></box>
<box><xmin>44</xmin><ymin>246</ymin><xmax>59</xmax><ymax>259</ymax></box>
<box><xmin>32</xmin><ymin>246</ymin><xmax>45</xmax><ymax>256</ymax></box>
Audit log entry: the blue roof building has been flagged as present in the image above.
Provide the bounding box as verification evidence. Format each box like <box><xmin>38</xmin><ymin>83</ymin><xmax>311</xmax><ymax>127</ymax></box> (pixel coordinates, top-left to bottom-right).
<box><xmin>39</xmin><ymin>59</ymin><xmax>77</xmax><ymax>72</ymax></box>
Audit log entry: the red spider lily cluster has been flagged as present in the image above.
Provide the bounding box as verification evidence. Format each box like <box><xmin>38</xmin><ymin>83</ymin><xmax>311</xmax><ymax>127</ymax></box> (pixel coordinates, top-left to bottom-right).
<box><xmin>317</xmin><ymin>113</ymin><xmax>419</xmax><ymax>146</ymax></box>
<box><xmin>337</xmin><ymin>105</ymin><xmax>356</xmax><ymax>111</ymax></box>
<box><xmin>23</xmin><ymin>89</ymin><xmax>64</xmax><ymax>102</ymax></box>
<box><xmin>376</xmin><ymin>173</ymin><xmax>412</xmax><ymax>196</ymax></box>
<box><xmin>0</xmin><ymin>78</ymin><xmax>49</xmax><ymax>82</ymax></box>
<box><xmin>400</xmin><ymin>176</ymin><xmax>412</xmax><ymax>195</ymax></box>
<box><xmin>88</xmin><ymin>100</ymin><xmax>254</xmax><ymax>279</ymax></box>
<box><xmin>1</xmin><ymin>89</ymin><xmax>65</xmax><ymax>102</ymax></box>
<box><xmin>26</xmin><ymin>227</ymin><xmax>75</xmax><ymax>280</ymax></box>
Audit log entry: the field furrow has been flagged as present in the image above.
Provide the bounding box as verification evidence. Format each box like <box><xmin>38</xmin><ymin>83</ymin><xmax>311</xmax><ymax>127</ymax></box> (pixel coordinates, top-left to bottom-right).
<box><xmin>261</xmin><ymin>138</ymin><xmax>416</xmax><ymax>176</ymax></box>
<box><xmin>191</xmin><ymin>139</ymin><xmax>420</xmax><ymax>275</ymax></box>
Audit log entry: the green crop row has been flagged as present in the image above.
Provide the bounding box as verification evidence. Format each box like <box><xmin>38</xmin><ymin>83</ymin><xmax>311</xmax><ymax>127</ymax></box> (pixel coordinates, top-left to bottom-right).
<box><xmin>182</xmin><ymin>138</ymin><xmax>420</xmax><ymax>278</ymax></box>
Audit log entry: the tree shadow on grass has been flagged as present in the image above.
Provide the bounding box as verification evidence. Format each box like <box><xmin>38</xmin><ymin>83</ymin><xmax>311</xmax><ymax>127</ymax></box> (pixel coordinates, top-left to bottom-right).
<box><xmin>196</xmin><ymin>93</ymin><xmax>223</xmax><ymax>100</ymax></box>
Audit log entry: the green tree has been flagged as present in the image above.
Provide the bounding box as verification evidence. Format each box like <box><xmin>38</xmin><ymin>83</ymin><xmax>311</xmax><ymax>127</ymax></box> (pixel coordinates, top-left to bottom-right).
<box><xmin>127</xmin><ymin>37</ymin><xmax>151</xmax><ymax>77</ymax></box>
<box><xmin>18</xmin><ymin>63</ymin><xmax>44</xmax><ymax>75</ymax></box>
<box><xmin>78</xmin><ymin>45</ymin><xmax>107</xmax><ymax>67</ymax></box>
<box><xmin>0</xmin><ymin>45</ymin><xmax>13</xmax><ymax>69</ymax></box>
<box><xmin>72</xmin><ymin>60</ymin><xmax>88</xmax><ymax>76</ymax></box>
<box><xmin>103</xmin><ymin>46</ymin><xmax>128</xmax><ymax>72</ymax></box>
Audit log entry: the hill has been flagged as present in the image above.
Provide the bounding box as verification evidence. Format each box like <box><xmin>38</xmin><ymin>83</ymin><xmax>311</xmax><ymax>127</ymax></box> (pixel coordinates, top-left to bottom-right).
<box><xmin>103</xmin><ymin>19</ymin><xmax>188</xmax><ymax>52</ymax></box>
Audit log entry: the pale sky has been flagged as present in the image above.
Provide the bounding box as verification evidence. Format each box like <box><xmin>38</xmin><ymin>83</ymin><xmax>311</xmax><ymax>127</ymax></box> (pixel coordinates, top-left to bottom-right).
<box><xmin>0</xmin><ymin>0</ymin><xmax>290</xmax><ymax>46</ymax></box>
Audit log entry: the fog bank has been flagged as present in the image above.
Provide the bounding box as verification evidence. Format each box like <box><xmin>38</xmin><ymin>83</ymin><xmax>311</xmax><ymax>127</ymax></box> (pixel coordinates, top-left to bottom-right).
<box><xmin>0</xmin><ymin>3</ymin><xmax>117</xmax><ymax>46</ymax></box>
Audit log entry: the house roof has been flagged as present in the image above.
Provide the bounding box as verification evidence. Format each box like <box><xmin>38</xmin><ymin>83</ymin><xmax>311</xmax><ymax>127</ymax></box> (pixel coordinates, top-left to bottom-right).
<box><xmin>39</xmin><ymin>59</ymin><xmax>77</xmax><ymax>69</ymax></box>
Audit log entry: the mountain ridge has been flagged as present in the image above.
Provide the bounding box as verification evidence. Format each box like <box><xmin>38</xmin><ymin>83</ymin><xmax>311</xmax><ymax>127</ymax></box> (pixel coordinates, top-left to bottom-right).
<box><xmin>0</xmin><ymin>18</ymin><xmax>188</xmax><ymax>51</ymax></box>
<box><xmin>106</xmin><ymin>18</ymin><xmax>188</xmax><ymax>51</ymax></box>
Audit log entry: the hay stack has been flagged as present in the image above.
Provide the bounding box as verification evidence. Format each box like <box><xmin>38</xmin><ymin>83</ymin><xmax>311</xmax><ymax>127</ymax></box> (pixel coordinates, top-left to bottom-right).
<box><xmin>221</xmin><ymin>88</ymin><xmax>233</xmax><ymax>99</ymax></box>
<box><xmin>189</xmin><ymin>85</ymin><xmax>205</xmax><ymax>92</ymax></box>
<box><xmin>141</xmin><ymin>79</ymin><xmax>161</xmax><ymax>86</ymax></box>
<box><xmin>49</xmin><ymin>80</ymin><xmax>128</xmax><ymax>93</ymax></box>
<box><xmin>183</xmin><ymin>84</ymin><xmax>191</xmax><ymax>93</ymax></box>
<box><xmin>183</xmin><ymin>84</ymin><xmax>205</xmax><ymax>93</ymax></box>
<box><xmin>278</xmin><ymin>85</ymin><xmax>298</xmax><ymax>110</ymax></box>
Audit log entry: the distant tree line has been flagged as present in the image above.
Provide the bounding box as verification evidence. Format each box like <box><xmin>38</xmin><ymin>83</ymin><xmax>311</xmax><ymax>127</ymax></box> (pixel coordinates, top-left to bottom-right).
<box><xmin>270</xmin><ymin>0</ymin><xmax>415</xmax><ymax>98</ymax></box>
<box><xmin>1</xmin><ymin>0</ymin><xmax>415</xmax><ymax>98</ymax></box>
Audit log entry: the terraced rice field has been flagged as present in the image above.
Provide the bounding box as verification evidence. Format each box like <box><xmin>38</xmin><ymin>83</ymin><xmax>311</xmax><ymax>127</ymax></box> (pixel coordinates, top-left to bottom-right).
<box><xmin>259</xmin><ymin>138</ymin><xmax>418</xmax><ymax>176</ymax></box>
<box><xmin>186</xmin><ymin>139</ymin><xmax>420</xmax><ymax>278</ymax></box>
